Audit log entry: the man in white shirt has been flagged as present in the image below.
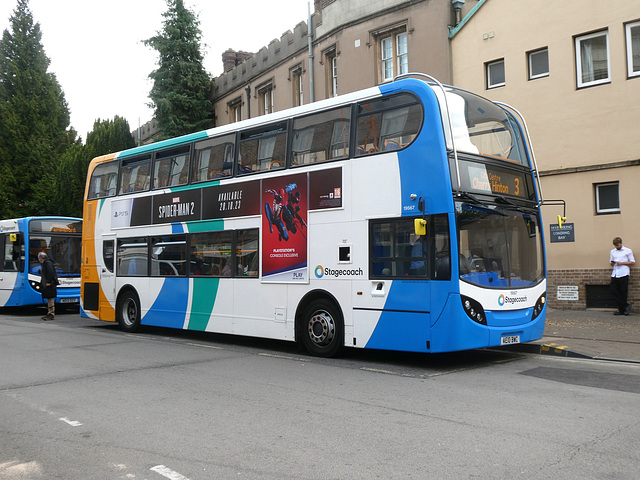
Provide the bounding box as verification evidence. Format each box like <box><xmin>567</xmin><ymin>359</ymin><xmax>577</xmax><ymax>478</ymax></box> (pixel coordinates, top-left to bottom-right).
<box><xmin>610</xmin><ymin>237</ymin><xmax>635</xmax><ymax>315</ymax></box>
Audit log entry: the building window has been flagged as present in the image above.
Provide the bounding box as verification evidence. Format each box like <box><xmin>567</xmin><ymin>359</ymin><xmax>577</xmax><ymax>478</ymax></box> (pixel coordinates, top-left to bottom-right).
<box><xmin>291</xmin><ymin>67</ymin><xmax>303</xmax><ymax>107</ymax></box>
<box><xmin>486</xmin><ymin>59</ymin><xmax>505</xmax><ymax>88</ymax></box>
<box><xmin>379</xmin><ymin>31</ymin><xmax>408</xmax><ymax>82</ymax></box>
<box><xmin>324</xmin><ymin>47</ymin><xmax>338</xmax><ymax>97</ymax></box>
<box><xmin>228</xmin><ymin>98</ymin><xmax>242</xmax><ymax>123</ymax></box>
<box><xmin>626</xmin><ymin>21</ymin><xmax>640</xmax><ymax>78</ymax></box>
<box><xmin>528</xmin><ymin>48</ymin><xmax>549</xmax><ymax>80</ymax></box>
<box><xmin>575</xmin><ymin>30</ymin><xmax>610</xmax><ymax>88</ymax></box>
<box><xmin>257</xmin><ymin>83</ymin><xmax>274</xmax><ymax>116</ymax></box>
<box><xmin>595</xmin><ymin>182</ymin><xmax>620</xmax><ymax>214</ymax></box>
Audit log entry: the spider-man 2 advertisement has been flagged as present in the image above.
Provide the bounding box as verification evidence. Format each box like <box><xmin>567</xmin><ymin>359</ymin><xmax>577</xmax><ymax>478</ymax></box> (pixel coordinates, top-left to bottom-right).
<box><xmin>262</xmin><ymin>173</ymin><xmax>308</xmax><ymax>282</ymax></box>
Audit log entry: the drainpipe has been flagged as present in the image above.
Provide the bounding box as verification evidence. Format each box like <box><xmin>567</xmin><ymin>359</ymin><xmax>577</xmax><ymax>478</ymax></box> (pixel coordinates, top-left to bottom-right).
<box><xmin>245</xmin><ymin>84</ymin><xmax>251</xmax><ymax>120</ymax></box>
<box><xmin>308</xmin><ymin>2</ymin><xmax>315</xmax><ymax>103</ymax></box>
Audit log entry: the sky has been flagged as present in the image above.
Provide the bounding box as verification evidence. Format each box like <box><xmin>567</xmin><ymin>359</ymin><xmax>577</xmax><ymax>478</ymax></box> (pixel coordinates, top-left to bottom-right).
<box><xmin>0</xmin><ymin>0</ymin><xmax>311</xmax><ymax>141</ymax></box>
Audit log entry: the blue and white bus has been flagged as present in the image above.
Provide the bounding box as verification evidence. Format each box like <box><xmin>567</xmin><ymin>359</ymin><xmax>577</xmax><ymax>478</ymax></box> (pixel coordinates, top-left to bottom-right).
<box><xmin>0</xmin><ymin>217</ymin><xmax>82</xmax><ymax>308</ymax></box>
<box><xmin>81</xmin><ymin>73</ymin><xmax>546</xmax><ymax>356</ymax></box>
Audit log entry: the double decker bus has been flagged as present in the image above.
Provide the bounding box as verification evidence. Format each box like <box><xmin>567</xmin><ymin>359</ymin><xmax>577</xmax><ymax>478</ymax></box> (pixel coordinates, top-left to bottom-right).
<box><xmin>0</xmin><ymin>217</ymin><xmax>82</xmax><ymax>308</ymax></box>
<box><xmin>81</xmin><ymin>73</ymin><xmax>546</xmax><ymax>357</ymax></box>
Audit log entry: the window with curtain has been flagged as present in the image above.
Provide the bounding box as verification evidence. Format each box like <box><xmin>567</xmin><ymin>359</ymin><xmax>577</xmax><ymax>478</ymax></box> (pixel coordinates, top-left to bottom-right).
<box><xmin>576</xmin><ymin>30</ymin><xmax>609</xmax><ymax>88</ymax></box>
<box><xmin>626</xmin><ymin>21</ymin><xmax>640</xmax><ymax>78</ymax></box>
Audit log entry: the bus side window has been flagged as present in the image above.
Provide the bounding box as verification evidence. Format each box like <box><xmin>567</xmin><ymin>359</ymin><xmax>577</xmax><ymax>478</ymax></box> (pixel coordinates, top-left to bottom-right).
<box><xmin>190</xmin><ymin>231</ymin><xmax>232</xmax><ymax>277</ymax></box>
<box><xmin>291</xmin><ymin>107</ymin><xmax>351</xmax><ymax>165</ymax></box>
<box><xmin>103</xmin><ymin>240</ymin><xmax>114</xmax><ymax>273</ymax></box>
<box><xmin>153</xmin><ymin>147</ymin><xmax>190</xmax><ymax>189</ymax></box>
<box><xmin>236</xmin><ymin>229</ymin><xmax>259</xmax><ymax>277</ymax></box>
<box><xmin>356</xmin><ymin>93</ymin><xmax>423</xmax><ymax>156</ymax></box>
<box><xmin>238</xmin><ymin>123</ymin><xmax>287</xmax><ymax>174</ymax></box>
<box><xmin>119</xmin><ymin>156</ymin><xmax>151</xmax><ymax>194</ymax></box>
<box><xmin>88</xmin><ymin>161</ymin><xmax>118</xmax><ymax>199</ymax></box>
<box><xmin>117</xmin><ymin>238</ymin><xmax>148</xmax><ymax>276</ymax></box>
<box><xmin>192</xmin><ymin>135</ymin><xmax>236</xmax><ymax>183</ymax></box>
<box><xmin>432</xmin><ymin>214</ymin><xmax>451</xmax><ymax>281</ymax></box>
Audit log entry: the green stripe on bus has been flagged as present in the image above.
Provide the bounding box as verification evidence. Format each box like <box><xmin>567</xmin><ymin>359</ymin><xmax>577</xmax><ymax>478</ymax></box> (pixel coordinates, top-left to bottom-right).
<box><xmin>185</xmin><ymin>219</ymin><xmax>225</xmax><ymax>330</ymax></box>
<box><xmin>117</xmin><ymin>131</ymin><xmax>210</xmax><ymax>159</ymax></box>
<box><xmin>187</xmin><ymin>277</ymin><xmax>220</xmax><ymax>331</ymax></box>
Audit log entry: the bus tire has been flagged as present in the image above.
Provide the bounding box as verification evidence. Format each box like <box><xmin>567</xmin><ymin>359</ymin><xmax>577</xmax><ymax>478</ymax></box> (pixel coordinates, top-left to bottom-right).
<box><xmin>300</xmin><ymin>299</ymin><xmax>343</xmax><ymax>358</ymax></box>
<box><xmin>117</xmin><ymin>290</ymin><xmax>141</xmax><ymax>333</ymax></box>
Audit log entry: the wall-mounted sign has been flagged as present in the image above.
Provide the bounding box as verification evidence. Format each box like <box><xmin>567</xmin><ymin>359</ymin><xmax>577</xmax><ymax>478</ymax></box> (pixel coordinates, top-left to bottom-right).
<box><xmin>557</xmin><ymin>285</ymin><xmax>579</xmax><ymax>301</ymax></box>
<box><xmin>550</xmin><ymin>223</ymin><xmax>574</xmax><ymax>243</ymax></box>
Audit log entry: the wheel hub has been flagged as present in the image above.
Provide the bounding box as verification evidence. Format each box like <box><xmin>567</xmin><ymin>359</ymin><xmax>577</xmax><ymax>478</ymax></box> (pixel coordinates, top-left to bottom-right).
<box><xmin>308</xmin><ymin>311</ymin><xmax>335</xmax><ymax>345</ymax></box>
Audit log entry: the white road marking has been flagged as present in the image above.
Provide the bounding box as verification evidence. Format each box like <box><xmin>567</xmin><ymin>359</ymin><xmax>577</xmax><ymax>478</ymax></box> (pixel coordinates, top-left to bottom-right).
<box><xmin>151</xmin><ymin>465</ymin><xmax>191</xmax><ymax>480</ymax></box>
<box><xmin>59</xmin><ymin>417</ymin><xmax>82</xmax><ymax>427</ymax></box>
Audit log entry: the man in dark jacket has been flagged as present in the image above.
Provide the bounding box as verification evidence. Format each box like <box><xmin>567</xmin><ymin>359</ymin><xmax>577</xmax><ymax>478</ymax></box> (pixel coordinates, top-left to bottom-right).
<box><xmin>38</xmin><ymin>252</ymin><xmax>58</xmax><ymax>321</ymax></box>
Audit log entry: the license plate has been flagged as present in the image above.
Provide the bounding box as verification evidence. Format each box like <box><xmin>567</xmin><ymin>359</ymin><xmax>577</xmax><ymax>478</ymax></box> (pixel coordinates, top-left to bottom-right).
<box><xmin>60</xmin><ymin>298</ymin><xmax>78</xmax><ymax>304</ymax></box>
<box><xmin>501</xmin><ymin>335</ymin><xmax>520</xmax><ymax>345</ymax></box>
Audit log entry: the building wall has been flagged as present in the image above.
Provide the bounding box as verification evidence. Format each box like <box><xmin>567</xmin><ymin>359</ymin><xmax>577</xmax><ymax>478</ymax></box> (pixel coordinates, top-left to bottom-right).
<box><xmin>212</xmin><ymin>0</ymin><xmax>457</xmax><ymax>127</ymax></box>
<box><xmin>450</xmin><ymin>0</ymin><xmax>640</xmax><ymax>308</ymax></box>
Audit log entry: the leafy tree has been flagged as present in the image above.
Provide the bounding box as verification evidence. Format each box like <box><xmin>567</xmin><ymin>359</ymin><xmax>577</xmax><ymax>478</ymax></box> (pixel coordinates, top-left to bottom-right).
<box><xmin>0</xmin><ymin>0</ymin><xmax>76</xmax><ymax>217</ymax></box>
<box><xmin>86</xmin><ymin>116</ymin><xmax>136</xmax><ymax>156</ymax></box>
<box><xmin>144</xmin><ymin>0</ymin><xmax>214</xmax><ymax>140</ymax></box>
<box><xmin>54</xmin><ymin>116</ymin><xmax>136</xmax><ymax>217</ymax></box>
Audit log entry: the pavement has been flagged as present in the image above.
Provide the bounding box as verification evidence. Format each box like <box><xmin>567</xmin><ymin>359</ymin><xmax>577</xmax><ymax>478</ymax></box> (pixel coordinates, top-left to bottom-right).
<box><xmin>507</xmin><ymin>306</ymin><xmax>640</xmax><ymax>363</ymax></box>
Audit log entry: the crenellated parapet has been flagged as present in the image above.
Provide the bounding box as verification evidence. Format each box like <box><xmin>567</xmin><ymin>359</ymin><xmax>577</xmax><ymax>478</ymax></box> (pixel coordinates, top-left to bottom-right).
<box><xmin>213</xmin><ymin>19</ymin><xmax>315</xmax><ymax>99</ymax></box>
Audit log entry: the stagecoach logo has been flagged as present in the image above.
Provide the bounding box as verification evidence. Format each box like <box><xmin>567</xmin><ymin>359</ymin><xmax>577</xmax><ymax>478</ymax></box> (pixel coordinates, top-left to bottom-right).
<box><xmin>0</xmin><ymin>224</ymin><xmax>17</xmax><ymax>233</ymax></box>
<box><xmin>498</xmin><ymin>293</ymin><xmax>528</xmax><ymax>306</ymax></box>
<box><xmin>314</xmin><ymin>265</ymin><xmax>364</xmax><ymax>278</ymax></box>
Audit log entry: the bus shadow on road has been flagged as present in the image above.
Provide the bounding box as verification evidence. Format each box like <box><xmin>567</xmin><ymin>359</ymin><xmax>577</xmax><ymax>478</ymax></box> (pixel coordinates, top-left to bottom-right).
<box><xmin>89</xmin><ymin>321</ymin><xmax>521</xmax><ymax>373</ymax></box>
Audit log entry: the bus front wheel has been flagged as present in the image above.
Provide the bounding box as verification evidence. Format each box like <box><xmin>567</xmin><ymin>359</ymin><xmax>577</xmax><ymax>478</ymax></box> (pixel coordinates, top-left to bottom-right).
<box><xmin>117</xmin><ymin>290</ymin><xmax>141</xmax><ymax>333</ymax></box>
<box><xmin>300</xmin><ymin>299</ymin><xmax>343</xmax><ymax>357</ymax></box>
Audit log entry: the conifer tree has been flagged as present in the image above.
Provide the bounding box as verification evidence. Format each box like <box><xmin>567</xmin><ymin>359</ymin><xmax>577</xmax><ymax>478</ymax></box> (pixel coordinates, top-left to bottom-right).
<box><xmin>0</xmin><ymin>0</ymin><xmax>76</xmax><ymax>217</ymax></box>
<box><xmin>144</xmin><ymin>0</ymin><xmax>214</xmax><ymax>140</ymax></box>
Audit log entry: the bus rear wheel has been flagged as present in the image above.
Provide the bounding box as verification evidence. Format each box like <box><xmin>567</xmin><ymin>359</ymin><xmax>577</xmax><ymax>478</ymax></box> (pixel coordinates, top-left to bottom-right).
<box><xmin>117</xmin><ymin>290</ymin><xmax>141</xmax><ymax>333</ymax></box>
<box><xmin>300</xmin><ymin>299</ymin><xmax>343</xmax><ymax>357</ymax></box>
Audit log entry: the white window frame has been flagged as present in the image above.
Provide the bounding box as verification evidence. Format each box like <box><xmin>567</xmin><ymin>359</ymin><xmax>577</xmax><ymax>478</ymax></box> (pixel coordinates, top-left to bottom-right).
<box><xmin>625</xmin><ymin>21</ymin><xmax>640</xmax><ymax>78</ymax></box>
<box><xmin>575</xmin><ymin>30</ymin><xmax>610</xmax><ymax>88</ymax></box>
<box><xmin>331</xmin><ymin>55</ymin><xmax>338</xmax><ymax>97</ymax></box>
<box><xmin>380</xmin><ymin>31</ymin><xmax>408</xmax><ymax>83</ymax></box>
<box><xmin>291</xmin><ymin>67</ymin><xmax>303</xmax><ymax>107</ymax></box>
<box><xmin>528</xmin><ymin>48</ymin><xmax>549</xmax><ymax>80</ymax></box>
<box><xmin>595</xmin><ymin>182</ymin><xmax>620</xmax><ymax>214</ymax></box>
<box><xmin>486</xmin><ymin>59</ymin><xmax>505</xmax><ymax>89</ymax></box>
<box><xmin>228</xmin><ymin>98</ymin><xmax>242</xmax><ymax>123</ymax></box>
<box><xmin>258</xmin><ymin>84</ymin><xmax>274</xmax><ymax>116</ymax></box>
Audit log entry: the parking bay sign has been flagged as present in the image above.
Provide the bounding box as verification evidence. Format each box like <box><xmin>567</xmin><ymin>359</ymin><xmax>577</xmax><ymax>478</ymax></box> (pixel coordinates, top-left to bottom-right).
<box><xmin>550</xmin><ymin>223</ymin><xmax>575</xmax><ymax>243</ymax></box>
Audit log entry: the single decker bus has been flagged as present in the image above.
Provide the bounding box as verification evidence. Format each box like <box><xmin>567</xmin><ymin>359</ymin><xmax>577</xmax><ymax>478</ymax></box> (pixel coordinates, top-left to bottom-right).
<box><xmin>0</xmin><ymin>216</ymin><xmax>82</xmax><ymax>308</ymax></box>
<box><xmin>81</xmin><ymin>73</ymin><xmax>546</xmax><ymax>357</ymax></box>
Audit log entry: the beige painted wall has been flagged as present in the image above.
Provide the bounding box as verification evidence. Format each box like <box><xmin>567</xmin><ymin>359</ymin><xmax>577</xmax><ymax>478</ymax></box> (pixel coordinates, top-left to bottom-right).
<box><xmin>451</xmin><ymin>0</ymin><xmax>640</xmax><ymax>272</ymax></box>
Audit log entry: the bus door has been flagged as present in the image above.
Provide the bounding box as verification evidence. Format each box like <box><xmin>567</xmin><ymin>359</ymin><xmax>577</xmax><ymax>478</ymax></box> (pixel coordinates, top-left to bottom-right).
<box><xmin>99</xmin><ymin>235</ymin><xmax>116</xmax><ymax>314</ymax></box>
<box><xmin>0</xmin><ymin>233</ymin><xmax>22</xmax><ymax>306</ymax></box>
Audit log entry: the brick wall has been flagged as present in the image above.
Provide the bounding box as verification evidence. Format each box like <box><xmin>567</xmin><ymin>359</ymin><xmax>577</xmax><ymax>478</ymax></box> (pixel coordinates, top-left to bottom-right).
<box><xmin>547</xmin><ymin>268</ymin><xmax>639</xmax><ymax>310</ymax></box>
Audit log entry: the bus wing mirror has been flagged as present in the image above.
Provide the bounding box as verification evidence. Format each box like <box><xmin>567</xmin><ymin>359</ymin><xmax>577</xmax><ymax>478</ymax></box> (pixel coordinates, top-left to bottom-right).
<box><xmin>414</xmin><ymin>218</ymin><xmax>427</xmax><ymax>236</ymax></box>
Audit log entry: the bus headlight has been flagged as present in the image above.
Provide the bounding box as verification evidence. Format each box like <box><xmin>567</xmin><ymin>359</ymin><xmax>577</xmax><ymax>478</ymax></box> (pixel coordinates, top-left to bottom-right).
<box><xmin>29</xmin><ymin>280</ymin><xmax>41</xmax><ymax>291</ymax></box>
<box><xmin>532</xmin><ymin>293</ymin><xmax>546</xmax><ymax>321</ymax></box>
<box><xmin>461</xmin><ymin>295</ymin><xmax>486</xmax><ymax>325</ymax></box>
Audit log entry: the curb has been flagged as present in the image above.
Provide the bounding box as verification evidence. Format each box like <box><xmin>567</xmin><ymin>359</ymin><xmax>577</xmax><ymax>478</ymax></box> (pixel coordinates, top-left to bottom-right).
<box><xmin>498</xmin><ymin>342</ymin><xmax>640</xmax><ymax>364</ymax></box>
<box><xmin>498</xmin><ymin>342</ymin><xmax>594</xmax><ymax>359</ymax></box>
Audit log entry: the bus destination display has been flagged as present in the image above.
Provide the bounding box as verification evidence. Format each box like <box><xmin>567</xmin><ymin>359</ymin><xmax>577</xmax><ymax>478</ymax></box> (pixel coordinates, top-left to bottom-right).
<box><xmin>461</xmin><ymin>161</ymin><xmax>529</xmax><ymax>199</ymax></box>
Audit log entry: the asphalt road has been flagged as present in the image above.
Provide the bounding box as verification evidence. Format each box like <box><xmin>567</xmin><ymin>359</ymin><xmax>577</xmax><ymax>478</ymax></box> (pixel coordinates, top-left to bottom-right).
<box><xmin>1</xmin><ymin>307</ymin><xmax>639</xmax><ymax>479</ymax></box>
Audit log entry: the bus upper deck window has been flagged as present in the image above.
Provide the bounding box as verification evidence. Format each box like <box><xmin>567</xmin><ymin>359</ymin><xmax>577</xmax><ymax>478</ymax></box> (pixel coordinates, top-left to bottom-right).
<box><xmin>153</xmin><ymin>147</ymin><xmax>190</xmax><ymax>189</ymax></box>
<box><xmin>193</xmin><ymin>135</ymin><xmax>235</xmax><ymax>182</ymax></box>
<box><xmin>119</xmin><ymin>156</ymin><xmax>151</xmax><ymax>194</ymax></box>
